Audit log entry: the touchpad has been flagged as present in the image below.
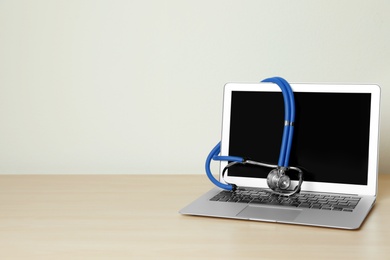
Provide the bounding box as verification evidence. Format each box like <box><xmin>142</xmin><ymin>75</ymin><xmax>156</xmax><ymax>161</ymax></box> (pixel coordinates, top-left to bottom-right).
<box><xmin>237</xmin><ymin>206</ymin><xmax>302</xmax><ymax>222</ymax></box>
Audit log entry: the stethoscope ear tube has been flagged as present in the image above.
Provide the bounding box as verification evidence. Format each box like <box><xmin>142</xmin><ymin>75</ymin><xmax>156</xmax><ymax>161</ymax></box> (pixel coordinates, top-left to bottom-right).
<box><xmin>205</xmin><ymin>142</ymin><xmax>238</xmax><ymax>190</ymax></box>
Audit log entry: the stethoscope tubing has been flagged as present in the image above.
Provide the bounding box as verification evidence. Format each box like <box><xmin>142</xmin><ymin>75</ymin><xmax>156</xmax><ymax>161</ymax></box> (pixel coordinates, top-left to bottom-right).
<box><xmin>261</xmin><ymin>77</ymin><xmax>295</xmax><ymax>167</ymax></box>
<box><xmin>205</xmin><ymin>142</ymin><xmax>237</xmax><ymax>190</ymax></box>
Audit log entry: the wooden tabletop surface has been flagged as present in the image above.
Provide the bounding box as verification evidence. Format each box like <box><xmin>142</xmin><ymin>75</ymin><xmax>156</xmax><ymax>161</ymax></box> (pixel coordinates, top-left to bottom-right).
<box><xmin>0</xmin><ymin>174</ymin><xmax>389</xmax><ymax>259</ymax></box>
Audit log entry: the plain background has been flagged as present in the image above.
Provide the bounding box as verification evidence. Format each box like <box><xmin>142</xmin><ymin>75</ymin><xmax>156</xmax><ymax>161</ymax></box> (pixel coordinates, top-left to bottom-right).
<box><xmin>0</xmin><ymin>1</ymin><xmax>389</xmax><ymax>174</ymax></box>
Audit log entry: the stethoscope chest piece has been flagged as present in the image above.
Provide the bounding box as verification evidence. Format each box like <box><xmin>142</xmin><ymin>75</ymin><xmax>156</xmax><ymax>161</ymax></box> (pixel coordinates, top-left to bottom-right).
<box><xmin>267</xmin><ymin>168</ymin><xmax>291</xmax><ymax>191</ymax></box>
<box><xmin>266</xmin><ymin>166</ymin><xmax>303</xmax><ymax>196</ymax></box>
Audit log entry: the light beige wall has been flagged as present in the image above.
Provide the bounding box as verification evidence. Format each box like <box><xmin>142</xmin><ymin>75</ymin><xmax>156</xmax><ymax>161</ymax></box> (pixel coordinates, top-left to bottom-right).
<box><xmin>0</xmin><ymin>1</ymin><xmax>389</xmax><ymax>174</ymax></box>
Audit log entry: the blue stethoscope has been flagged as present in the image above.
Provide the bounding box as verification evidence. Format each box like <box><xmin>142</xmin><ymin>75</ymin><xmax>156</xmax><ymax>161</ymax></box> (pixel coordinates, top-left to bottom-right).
<box><xmin>205</xmin><ymin>77</ymin><xmax>303</xmax><ymax>196</ymax></box>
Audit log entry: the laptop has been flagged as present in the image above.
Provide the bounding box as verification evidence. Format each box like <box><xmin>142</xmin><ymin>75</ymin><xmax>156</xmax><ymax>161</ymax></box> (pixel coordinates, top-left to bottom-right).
<box><xmin>180</xmin><ymin>82</ymin><xmax>381</xmax><ymax>229</ymax></box>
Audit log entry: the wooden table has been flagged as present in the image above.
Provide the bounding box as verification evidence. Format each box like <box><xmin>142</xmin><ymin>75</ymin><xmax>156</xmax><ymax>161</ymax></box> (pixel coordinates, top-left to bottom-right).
<box><xmin>0</xmin><ymin>174</ymin><xmax>389</xmax><ymax>259</ymax></box>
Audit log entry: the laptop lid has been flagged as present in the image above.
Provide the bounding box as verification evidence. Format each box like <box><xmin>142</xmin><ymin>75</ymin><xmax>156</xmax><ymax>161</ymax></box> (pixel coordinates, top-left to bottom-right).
<box><xmin>220</xmin><ymin>83</ymin><xmax>380</xmax><ymax>196</ymax></box>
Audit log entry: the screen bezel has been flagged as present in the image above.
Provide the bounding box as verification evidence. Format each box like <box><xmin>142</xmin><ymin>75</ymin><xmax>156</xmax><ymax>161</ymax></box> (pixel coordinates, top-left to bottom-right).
<box><xmin>220</xmin><ymin>82</ymin><xmax>380</xmax><ymax>196</ymax></box>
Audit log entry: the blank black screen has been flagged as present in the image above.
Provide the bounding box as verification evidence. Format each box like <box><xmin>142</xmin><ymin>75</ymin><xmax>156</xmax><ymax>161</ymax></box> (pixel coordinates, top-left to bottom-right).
<box><xmin>228</xmin><ymin>91</ymin><xmax>371</xmax><ymax>185</ymax></box>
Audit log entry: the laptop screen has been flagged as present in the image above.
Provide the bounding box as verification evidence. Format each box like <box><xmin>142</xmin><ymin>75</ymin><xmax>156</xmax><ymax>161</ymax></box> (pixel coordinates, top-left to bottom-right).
<box><xmin>221</xmin><ymin>83</ymin><xmax>380</xmax><ymax>195</ymax></box>
<box><xmin>227</xmin><ymin>91</ymin><xmax>371</xmax><ymax>185</ymax></box>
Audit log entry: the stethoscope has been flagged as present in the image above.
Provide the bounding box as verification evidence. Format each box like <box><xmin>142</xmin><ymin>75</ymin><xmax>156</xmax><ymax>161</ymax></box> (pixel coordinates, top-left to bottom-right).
<box><xmin>205</xmin><ymin>77</ymin><xmax>303</xmax><ymax>196</ymax></box>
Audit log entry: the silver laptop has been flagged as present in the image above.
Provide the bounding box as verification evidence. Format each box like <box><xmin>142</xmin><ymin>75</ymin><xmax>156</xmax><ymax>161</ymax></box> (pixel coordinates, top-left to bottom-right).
<box><xmin>180</xmin><ymin>82</ymin><xmax>381</xmax><ymax>229</ymax></box>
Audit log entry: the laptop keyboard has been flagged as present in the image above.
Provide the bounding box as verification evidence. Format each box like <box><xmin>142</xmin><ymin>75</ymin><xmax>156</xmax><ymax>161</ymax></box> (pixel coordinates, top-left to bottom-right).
<box><xmin>210</xmin><ymin>188</ymin><xmax>361</xmax><ymax>212</ymax></box>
